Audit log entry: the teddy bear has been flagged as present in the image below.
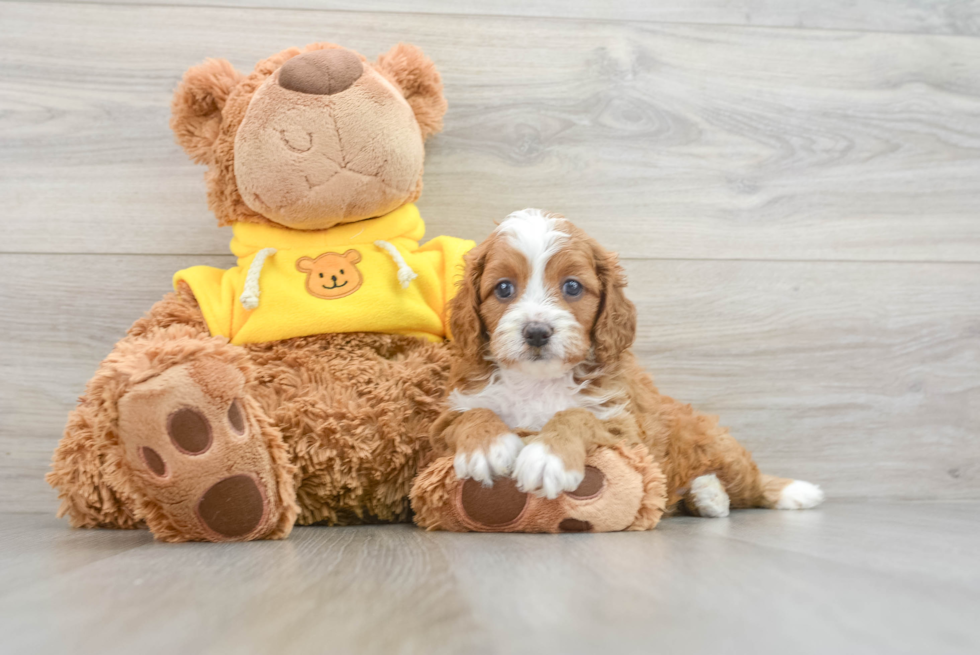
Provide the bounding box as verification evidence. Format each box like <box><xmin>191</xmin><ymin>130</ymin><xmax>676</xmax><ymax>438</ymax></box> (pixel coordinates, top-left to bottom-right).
<box><xmin>47</xmin><ymin>41</ymin><xmax>661</xmax><ymax>542</ymax></box>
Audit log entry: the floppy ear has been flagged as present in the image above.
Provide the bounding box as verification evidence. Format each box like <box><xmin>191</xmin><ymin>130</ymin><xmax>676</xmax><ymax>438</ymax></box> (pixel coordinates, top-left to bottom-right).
<box><xmin>591</xmin><ymin>245</ymin><xmax>637</xmax><ymax>366</ymax></box>
<box><xmin>342</xmin><ymin>249</ymin><xmax>362</xmax><ymax>264</ymax></box>
<box><xmin>375</xmin><ymin>43</ymin><xmax>447</xmax><ymax>140</ymax></box>
<box><xmin>448</xmin><ymin>239</ymin><xmax>490</xmax><ymax>365</ymax></box>
<box><xmin>170</xmin><ymin>58</ymin><xmax>244</xmax><ymax>165</ymax></box>
<box><xmin>296</xmin><ymin>257</ymin><xmax>314</xmax><ymax>273</ymax></box>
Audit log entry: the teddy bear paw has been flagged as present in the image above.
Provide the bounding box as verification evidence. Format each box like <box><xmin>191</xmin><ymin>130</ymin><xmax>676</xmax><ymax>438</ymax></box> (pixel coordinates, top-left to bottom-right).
<box><xmin>117</xmin><ymin>358</ymin><xmax>289</xmax><ymax>541</ymax></box>
<box><xmin>413</xmin><ymin>445</ymin><xmax>658</xmax><ymax>533</ymax></box>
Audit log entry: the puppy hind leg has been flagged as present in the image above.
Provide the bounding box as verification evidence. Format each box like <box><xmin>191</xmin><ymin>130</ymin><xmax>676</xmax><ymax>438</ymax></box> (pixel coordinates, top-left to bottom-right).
<box><xmin>669</xmin><ymin>405</ymin><xmax>824</xmax><ymax>513</ymax></box>
<box><xmin>684</xmin><ymin>473</ymin><xmax>730</xmax><ymax>518</ymax></box>
<box><xmin>713</xmin><ymin>440</ymin><xmax>825</xmax><ymax>510</ymax></box>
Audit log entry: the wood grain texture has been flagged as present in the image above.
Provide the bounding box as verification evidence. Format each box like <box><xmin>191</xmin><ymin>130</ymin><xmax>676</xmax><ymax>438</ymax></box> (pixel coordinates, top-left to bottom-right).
<box><xmin>26</xmin><ymin>0</ymin><xmax>980</xmax><ymax>36</ymax></box>
<box><xmin>2</xmin><ymin>2</ymin><xmax>980</xmax><ymax>260</ymax></box>
<box><xmin>2</xmin><ymin>254</ymin><xmax>977</xmax><ymax>512</ymax></box>
<box><xmin>1</xmin><ymin>507</ymin><xmax>979</xmax><ymax>655</ymax></box>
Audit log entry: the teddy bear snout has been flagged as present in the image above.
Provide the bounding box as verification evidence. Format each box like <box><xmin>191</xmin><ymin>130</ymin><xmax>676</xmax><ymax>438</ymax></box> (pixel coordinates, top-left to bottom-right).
<box><xmin>278</xmin><ymin>48</ymin><xmax>363</xmax><ymax>96</ymax></box>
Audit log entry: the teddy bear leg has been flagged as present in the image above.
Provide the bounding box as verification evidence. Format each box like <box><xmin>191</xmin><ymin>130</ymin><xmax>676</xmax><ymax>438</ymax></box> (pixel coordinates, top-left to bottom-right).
<box><xmin>49</xmin><ymin>400</ymin><xmax>144</xmax><ymax>530</ymax></box>
<box><xmin>50</xmin><ymin>322</ymin><xmax>298</xmax><ymax>542</ymax></box>
<box><xmin>48</xmin><ymin>287</ymin><xmax>210</xmax><ymax>531</ymax></box>
<box><xmin>114</xmin><ymin>349</ymin><xmax>298</xmax><ymax>542</ymax></box>
<box><xmin>411</xmin><ymin>442</ymin><xmax>667</xmax><ymax>533</ymax></box>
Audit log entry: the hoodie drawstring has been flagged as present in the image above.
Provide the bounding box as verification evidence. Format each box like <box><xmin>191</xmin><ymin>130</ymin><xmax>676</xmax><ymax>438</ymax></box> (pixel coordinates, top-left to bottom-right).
<box><xmin>239</xmin><ymin>247</ymin><xmax>277</xmax><ymax>310</ymax></box>
<box><xmin>374</xmin><ymin>240</ymin><xmax>418</xmax><ymax>289</ymax></box>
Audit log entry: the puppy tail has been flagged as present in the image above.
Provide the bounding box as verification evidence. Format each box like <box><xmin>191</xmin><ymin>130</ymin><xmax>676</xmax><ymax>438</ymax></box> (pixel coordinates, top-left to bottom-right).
<box><xmin>757</xmin><ymin>474</ymin><xmax>825</xmax><ymax>510</ymax></box>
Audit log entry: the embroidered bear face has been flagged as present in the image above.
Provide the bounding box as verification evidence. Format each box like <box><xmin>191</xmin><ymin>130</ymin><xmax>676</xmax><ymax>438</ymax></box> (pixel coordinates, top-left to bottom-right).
<box><xmin>296</xmin><ymin>250</ymin><xmax>363</xmax><ymax>299</ymax></box>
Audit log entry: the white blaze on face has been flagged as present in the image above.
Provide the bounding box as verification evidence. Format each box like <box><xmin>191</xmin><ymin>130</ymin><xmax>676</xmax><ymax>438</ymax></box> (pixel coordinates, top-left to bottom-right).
<box><xmin>490</xmin><ymin>209</ymin><xmax>584</xmax><ymax>378</ymax></box>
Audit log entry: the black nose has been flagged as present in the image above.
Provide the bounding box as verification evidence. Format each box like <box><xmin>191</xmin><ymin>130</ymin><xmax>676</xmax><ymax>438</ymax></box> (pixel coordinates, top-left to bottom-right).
<box><xmin>331</xmin><ymin>275</ymin><xmax>337</xmax><ymax>282</ymax></box>
<box><xmin>523</xmin><ymin>323</ymin><xmax>553</xmax><ymax>348</ymax></box>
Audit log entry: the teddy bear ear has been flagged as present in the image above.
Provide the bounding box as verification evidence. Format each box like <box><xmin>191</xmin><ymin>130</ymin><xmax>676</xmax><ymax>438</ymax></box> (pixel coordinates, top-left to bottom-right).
<box><xmin>375</xmin><ymin>43</ymin><xmax>447</xmax><ymax>141</ymax></box>
<box><xmin>296</xmin><ymin>257</ymin><xmax>314</xmax><ymax>272</ymax></box>
<box><xmin>342</xmin><ymin>249</ymin><xmax>362</xmax><ymax>264</ymax></box>
<box><xmin>170</xmin><ymin>58</ymin><xmax>244</xmax><ymax>165</ymax></box>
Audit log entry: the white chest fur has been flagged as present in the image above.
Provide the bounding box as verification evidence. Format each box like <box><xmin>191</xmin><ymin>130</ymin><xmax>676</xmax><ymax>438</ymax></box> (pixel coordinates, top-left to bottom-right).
<box><xmin>449</xmin><ymin>370</ymin><xmax>623</xmax><ymax>432</ymax></box>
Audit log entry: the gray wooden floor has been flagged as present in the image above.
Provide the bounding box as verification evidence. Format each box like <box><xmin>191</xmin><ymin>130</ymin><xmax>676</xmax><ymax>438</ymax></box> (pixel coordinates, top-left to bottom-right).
<box><xmin>2</xmin><ymin>503</ymin><xmax>978</xmax><ymax>654</ymax></box>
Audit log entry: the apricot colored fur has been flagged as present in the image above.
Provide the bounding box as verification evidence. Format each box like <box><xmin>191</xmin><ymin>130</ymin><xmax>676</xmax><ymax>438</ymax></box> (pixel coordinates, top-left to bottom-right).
<box><xmin>439</xmin><ymin>218</ymin><xmax>795</xmax><ymax>522</ymax></box>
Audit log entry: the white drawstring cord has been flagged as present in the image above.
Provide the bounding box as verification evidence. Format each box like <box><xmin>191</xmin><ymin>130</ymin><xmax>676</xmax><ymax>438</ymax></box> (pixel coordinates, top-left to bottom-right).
<box><xmin>374</xmin><ymin>240</ymin><xmax>417</xmax><ymax>289</ymax></box>
<box><xmin>239</xmin><ymin>247</ymin><xmax>277</xmax><ymax>310</ymax></box>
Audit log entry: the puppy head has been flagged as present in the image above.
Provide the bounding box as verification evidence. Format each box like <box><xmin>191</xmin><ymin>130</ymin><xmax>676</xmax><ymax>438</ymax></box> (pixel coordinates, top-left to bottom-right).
<box><xmin>450</xmin><ymin>209</ymin><xmax>636</xmax><ymax>380</ymax></box>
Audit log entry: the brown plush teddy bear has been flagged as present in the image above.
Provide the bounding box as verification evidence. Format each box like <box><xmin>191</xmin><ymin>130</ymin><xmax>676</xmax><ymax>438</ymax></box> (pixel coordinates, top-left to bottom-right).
<box><xmin>47</xmin><ymin>41</ymin><xmax>660</xmax><ymax>542</ymax></box>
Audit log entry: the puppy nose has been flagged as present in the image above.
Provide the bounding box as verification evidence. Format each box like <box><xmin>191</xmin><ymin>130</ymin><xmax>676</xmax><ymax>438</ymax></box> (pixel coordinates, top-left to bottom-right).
<box><xmin>278</xmin><ymin>48</ymin><xmax>363</xmax><ymax>95</ymax></box>
<box><xmin>523</xmin><ymin>323</ymin><xmax>553</xmax><ymax>348</ymax></box>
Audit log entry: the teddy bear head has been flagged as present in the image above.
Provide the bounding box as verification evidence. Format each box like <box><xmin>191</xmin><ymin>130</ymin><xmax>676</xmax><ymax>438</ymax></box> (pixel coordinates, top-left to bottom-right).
<box><xmin>170</xmin><ymin>42</ymin><xmax>447</xmax><ymax>231</ymax></box>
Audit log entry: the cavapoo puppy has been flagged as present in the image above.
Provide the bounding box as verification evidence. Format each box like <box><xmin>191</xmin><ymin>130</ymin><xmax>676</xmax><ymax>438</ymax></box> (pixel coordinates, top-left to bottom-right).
<box><xmin>431</xmin><ymin>209</ymin><xmax>823</xmax><ymax>519</ymax></box>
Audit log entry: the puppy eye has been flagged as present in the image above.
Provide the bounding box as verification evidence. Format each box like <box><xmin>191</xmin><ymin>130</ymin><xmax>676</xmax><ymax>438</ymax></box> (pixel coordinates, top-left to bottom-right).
<box><xmin>562</xmin><ymin>279</ymin><xmax>584</xmax><ymax>298</ymax></box>
<box><xmin>494</xmin><ymin>280</ymin><xmax>516</xmax><ymax>300</ymax></box>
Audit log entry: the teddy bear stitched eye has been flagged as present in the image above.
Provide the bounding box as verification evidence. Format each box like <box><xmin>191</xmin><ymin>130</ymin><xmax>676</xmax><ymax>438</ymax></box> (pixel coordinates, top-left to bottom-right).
<box><xmin>562</xmin><ymin>279</ymin><xmax>584</xmax><ymax>298</ymax></box>
<box><xmin>494</xmin><ymin>280</ymin><xmax>516</xmax><ymax>300</ymax></box>
<box><xmin>319</xmin><ymin>273</ymin><xmax>324</xmax><ymax>278</ymax></box>
<box><xmin>340</xmin><ymin>269</ymin><xmax>344</xmax><ymax>274</ymax></box>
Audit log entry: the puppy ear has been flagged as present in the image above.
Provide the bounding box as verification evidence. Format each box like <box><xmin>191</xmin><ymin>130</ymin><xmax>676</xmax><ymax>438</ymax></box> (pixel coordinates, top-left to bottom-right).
<box><xmin>170</xmin><ymin>58</ymin><xmax>244</xmax><ymax>165</ymax></box>
<box><xmin>375</xmin><ymin>43</ymin><xmax>447</xmax><ymax>140</ymax></box>
<box><xmin>591</xmin><ymin>245</ymin><xmax>637</xmax><ymax>366</ymax></box>
<box><xmin>448</xmin><ymin>239</ymin><xmax>490</xmax><ymax>364</ymax></box>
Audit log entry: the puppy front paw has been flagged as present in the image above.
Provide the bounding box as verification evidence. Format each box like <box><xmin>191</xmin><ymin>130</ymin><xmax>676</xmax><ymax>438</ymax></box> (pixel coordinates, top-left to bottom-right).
<box><xmin>513</xmin><ymin>442</ymin><xmax>585</xmax><ymax>500</ymax></box>
<box><xmin>454</xmin><ymin>432</ymin><xmax>525</xmax><ymax>486</ymax></box>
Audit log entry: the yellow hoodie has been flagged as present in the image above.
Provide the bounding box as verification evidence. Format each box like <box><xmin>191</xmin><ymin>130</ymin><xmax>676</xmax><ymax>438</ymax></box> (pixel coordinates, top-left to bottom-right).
<box><xmin>174</xmin><ymin>204</ymin><xmax>474</xmax><ymax>345</ymax></box>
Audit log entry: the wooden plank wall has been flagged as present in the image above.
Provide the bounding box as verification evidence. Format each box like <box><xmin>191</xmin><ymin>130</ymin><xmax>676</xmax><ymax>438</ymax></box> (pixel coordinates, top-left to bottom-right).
<box><xmin>1</xmin><ymin>1</ymin><xmax>978</xmax><ymax>512</ymax></box>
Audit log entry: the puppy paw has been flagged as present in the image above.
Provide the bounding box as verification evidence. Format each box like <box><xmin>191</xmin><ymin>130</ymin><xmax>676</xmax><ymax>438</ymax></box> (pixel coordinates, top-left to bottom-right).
<box><xmin>513</xmin><ymin>442</ymin><xmax>584</xmax><ymax>500</ymax></box>
<box><xmin>454</xmin><ymin>432</ymin><xmax>524</xmax><ymax>486</ymax></box>
<box><xmin>776</xmin><ymin>480</ymin><xmax>825</xmax><ymax>509</ymax></box>
<box><xmin>689</xmin><ymin>473</ymin><xmax>730</xmax><ymax>518</ymax></box>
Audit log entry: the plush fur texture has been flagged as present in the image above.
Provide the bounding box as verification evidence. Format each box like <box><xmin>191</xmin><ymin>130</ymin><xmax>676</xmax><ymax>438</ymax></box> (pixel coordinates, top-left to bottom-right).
<box><xmin>49</xmin><ymin>42</ymin><xmax>454</xmax><ymax>542</ymax></box>
<box><xmin>422</xmin><ymin>210</ymin><xmax>824</xmax><ymax>527</ymax></box>
<box><xmin>411</xmin><ymin>440</ymin><xmax>668</xmax><ymax>533</ymax></box>
<box><xmin>170</xmin><ymin>42</ymin><xmax>445</xmax><ymax>230</ymax></box>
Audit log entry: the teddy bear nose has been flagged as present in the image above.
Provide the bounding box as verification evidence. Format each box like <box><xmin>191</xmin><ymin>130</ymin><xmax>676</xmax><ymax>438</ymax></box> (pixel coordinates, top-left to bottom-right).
<box><xmin>278</xmin><ymin>48</ymin><xmax>363</xmax><ymax>95</ymax></box>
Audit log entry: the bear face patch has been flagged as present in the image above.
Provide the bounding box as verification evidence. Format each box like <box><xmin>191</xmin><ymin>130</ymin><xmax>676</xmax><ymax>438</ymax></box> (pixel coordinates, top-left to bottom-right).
<box><xmin>296</xmin><ymin>250</ymin><xmax>363</xmax><ymax>299</ymax></box>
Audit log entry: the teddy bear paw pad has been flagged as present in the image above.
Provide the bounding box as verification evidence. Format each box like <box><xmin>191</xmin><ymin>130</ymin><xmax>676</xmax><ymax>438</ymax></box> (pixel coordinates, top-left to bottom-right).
<box><xmin>197</xmin><ymin>475</ymin><xmax>267</xmax><ymax>538</ymax></box>
<box><xmin>459</xmin><ymin>477</ymin><xmax>529</xmax><ymax>528</ymax></box>
<box><xmin>565</xmin><ymin>466</ymin><xmax>605</xmax><ymax>499</ymax></box>
<box><xmin>117</xmin><ymin>358</ymin><xmax>281</xmax><ymax>541</ymax></box>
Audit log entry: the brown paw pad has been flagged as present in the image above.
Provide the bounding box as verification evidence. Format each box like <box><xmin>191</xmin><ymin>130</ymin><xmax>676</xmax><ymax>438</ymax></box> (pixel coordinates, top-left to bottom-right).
<box><xmin>227</xmin><ymin>399</ymin><xmax>246</xmax><ymax>435</ymax></box>
<box><xmin>167</xmin><ymin>407</ymin><xmax>212</xmax><ymax>455</ymax></box>
<box><xmin>559</xmin><ymin>518</ymin><xmax>593</xmax><ymax>533</ymax></box>
<box><xmin>460</xmin><ymin>478</ymin><xmax>528</xmax><ymax>527</ymax></box>
<box><xmin>139</xmin><ymin>447</ymin><xmax>168</xmax><ymax>477</ymax></box>
<box><xmin>566</xmin><ymin>466</ymin><xmax>605</xmax><ymax>499</ymax></box>
<box><xmin>197</xmin><ymin>475</ymin><xmax>266</xmax><ymax>538</ymax></box>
